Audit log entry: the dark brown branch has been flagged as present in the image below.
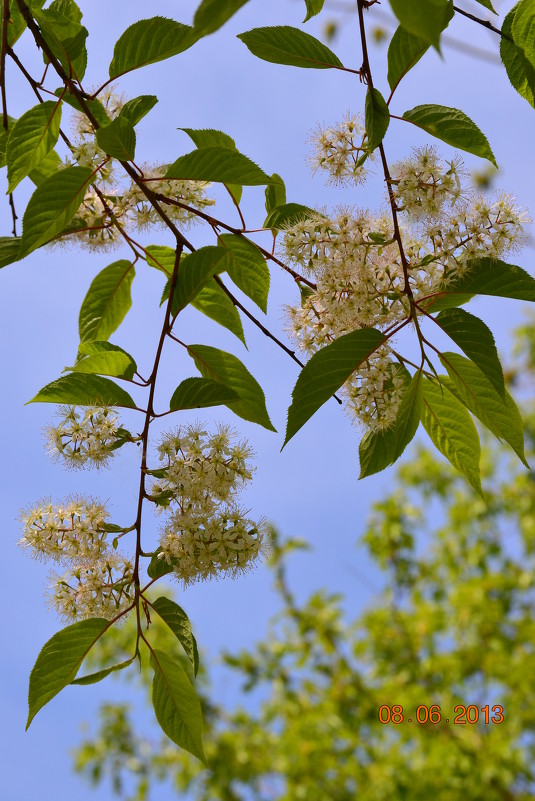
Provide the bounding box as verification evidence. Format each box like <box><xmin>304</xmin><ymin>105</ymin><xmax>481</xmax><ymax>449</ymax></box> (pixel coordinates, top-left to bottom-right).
<box><xmin>452</xmin><ymin>4</ymin><xmax>508</xmax><ymax>39</ymax></box>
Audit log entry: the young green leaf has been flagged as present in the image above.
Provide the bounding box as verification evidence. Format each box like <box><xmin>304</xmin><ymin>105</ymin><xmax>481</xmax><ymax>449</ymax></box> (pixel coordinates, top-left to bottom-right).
<box><xmin>27</xmin><ymin>618</ymin><xmax>109</xmax><ymax>728</ymax></box>
<box><xmin>79</xmin><ymin>261</ymin><xmax>135</xmax><ymax>343</ymax></box>
<box><xmin>29</xmin><ymin>149</ymin><xmax>63</xmax><ymax>186</ymax></box>
<box><xmin>170</xmin><ymin>377</ymin><xmax>240</xmax><ymax>411</ymax></box>
<box><xmin>263</xmin><ymin>202</ymin><xmax>318</xmax><ymax>231</ymax></box>
<box><xmin>435</xmin><ymin>308</ymin><xmax>505</xmax><ymax>397</ymax></box>
<box><xmin>0</xmin><ymin>237</ymin><xmax>22</xmax><ymax>269</ymax></box>
<box><xmin>365</xmin><ymin>87</ymin><xmax>390</xmax><ymax>151</ymax></box>
<box><xmin>389</xmin><ymin>0</ymin><xmax>453</xmax><ymax>47</ymax></box>
<box><xmin>55</xmin><ymin>90</ymin><xmax>111</xmax><ymax>126</ymax></box>
<box><xmin>28</xmin><ymin>374</ymin><xmax>136</xmax><ymax>408</ymax></box>
<box><xmin>237</xmin><ymin>26</ymin><xmax>344</xmax><ymax>69</ymax></box>
<box><xmin>150</xmin><ymin>649</ymin><xmax>206</xmax><ymax>764</ymax></box>
<box><xmin>71</xmin><ymin>656</ymin><xmax>136</xmax><ymax>686</ymax></box>
<box><xmin>188</xmin><ymin>344</ymin><xmax>276</xmax><ymax>430</ymax></box>
<box><xmin>1</xmin><ymin>0</ymin><xmax>45</xmax><ymax>48</ymax></box>
<box><xmin>285</xmin><ymin>328</ymin><xmax>386</xmax><ymax>446</ymax></box>
<box><xmin>421</xmin><ymin>377</ymin><xmax>482</xmax><ymax>495</ymax></box>
<box><xmin>20</xmin><ymin>166</ymin><xmax>93</xmax><ymax>257</ymax></box>
<box><xmin>34</xmin><ymin>7</ymin><xmax>88</xmax><ymax>80</ymax></box>
<box><xmin>96</xmin><ymin>117</ymin><xmax>136</xmax><ymax>161</ymax></box>
<box><xmin>152</xmin><ymin>597</ymin><xmax>199</xmax><ymax>676</ymax></box>
<box><xmin>6</xmin><ymin>100</ymin><xmax>62</xmax><ymax>192</ymax></box>
<box><xmin>392</xmin><ymin>370</ymin><xmax>423</xmax><ymax>461</ymax></box>
<box><xmin>109</xmin><ymin>17</ymin><xmax>198</xmax><ymax>79</ymax></box>
<box><xmin>191</xmin><ymin>281</ymin><xmax>246</xmax><ymax>344</ymax></box>
<box><xmin>117</xmin><ymin>95</ymin><xmax>158</xmax><ymax>127</ymax></box>
<box><xmin>511</xmin><ymin>0</ymin><xmax>535</xmax><ymax>70</ymax></box>
<box><xmin>165</xmin><ymin>147</ymin><xmax>270</xmax><ymax>185</ymax></box>
<box><xmin>402</xmin><ymin>104</ymin><xmax>497</xmax><ymax>166</ymax></box>
<box><xmin>439</xmin><ymin>352</ymin><xmax>528</xmax><ymax>467</ymax></box>
<box><xmin>501</xmin><ymin>5</ymin><xmax>535</xmax><ymax>109</ymax></box>
<box><xmin>387</xmin><ymin>25</ymin><xmax>429</xmax><ymax>92</ymax></box>
<box><xmin>265</xmin><ymin>173</ymin><xmax>286</xmax><ymax>214</ymax></box>
<box><xmin>193</xmin><ymin>0</ymin><xmax>249</xmax><ymax>36</ymax></box>
<box><xmin>0</xmin><ymin>115</ymin><xmax>15</xmax><ymax>167</ymax></box>
<box><xmin>218</xmin><ymin>234</ymin><xmax>270</xmax><ymax>313</ymax></box>
<box><xmin>68</xmin><ymin>341</ymin><xmax>137</xmax><ymax>380</ymax></box>
<box><xmin>171</xmin><ymin>246</ymin><xmax>230</xmax><ymax>315</ymax></box>
<box><xmin>436</xmin><ymin>257</ymin><xmax>535</xmax><ymax>303</ymax></box>
<box><xmin>303</xmin><ymin>0</ymin><xmax>326</xmax><ymax>21</ymax></box>
<box><xmin>180</xmin><ymin>127</ymin><xmax>236</xmax><ymax>150</ymax></box>
<box><xmin>146</xmin><ymin>245</ymin><xmax>175</xmax><ymax>277</ymax></box>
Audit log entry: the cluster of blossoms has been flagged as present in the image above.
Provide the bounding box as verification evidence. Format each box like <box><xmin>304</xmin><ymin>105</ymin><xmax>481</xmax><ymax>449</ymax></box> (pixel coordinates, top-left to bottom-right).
<box><xmin>152</xmin><ymin>424</ymin><xmax>266</xmax><ymax>586</ymax></box>
<box><xmin>310</xmin><ymin>112</ymin><xmax>375</xmax><ymax>185</ymax></box>
<box><xmin>45</xmin><ymin>405</ymin><xmax>122</xmax><ymax>469</ymax></box>
<box><xmin>19</xmin><ymin>497</ymin><xmax>134</xmax><ymax>622</ymax></box>
<box><xmin>58</xmin><ymin>91</ymin><xmax>215</xmax><ymax>251</ymax></box>
<box><xmin>284</xmin><ymin>119</ymin><xmax>529</xmax><ymax>432</ymax></box>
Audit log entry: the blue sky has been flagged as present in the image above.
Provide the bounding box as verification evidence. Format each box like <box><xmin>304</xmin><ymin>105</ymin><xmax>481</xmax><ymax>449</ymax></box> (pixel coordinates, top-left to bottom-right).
<box><xmin>1</xmin><ymin>1</ymin><xmax>533</xmax><ymax>798</ymax></box>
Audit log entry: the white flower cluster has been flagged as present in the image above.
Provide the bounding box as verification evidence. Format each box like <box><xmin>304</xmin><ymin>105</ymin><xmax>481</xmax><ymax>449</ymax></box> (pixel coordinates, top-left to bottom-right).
<box><xmin>310</xmin><ymin>113</ymin><xmax>375</xmax><ymax>185</ymax></box>
<box><xmin>59</xmin><ymin>92</ymin><xmax>214</xmax><ymax>251</ymax></box>
<box><xmin>152</xmin><ymin>424</ymin><xmax>265</xmax><ymax>586</ymax></box>
<box><xmin>19</xmin><ymin>497</ymin><xmax>133</xmax><ymax>621</ymax></box>
<box><xmin>45</xmin><ymin>406</ymin><xmax>121</xmax><ymax>469</ymax></box>
<box><xmin>284</xmin><ymin>127</ymin><xmax>529</xmax><ymax>432</ymax></box>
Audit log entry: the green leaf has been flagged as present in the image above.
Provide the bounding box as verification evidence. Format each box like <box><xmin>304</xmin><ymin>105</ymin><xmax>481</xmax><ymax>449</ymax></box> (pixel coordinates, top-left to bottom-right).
<box><xmin>473</xmin><ymin>0</ymin><xmax>496</xmax><ymax>10</ymax></box>
<box><xmin>193</xmin><ymin>0</ymin><xmax>249</xmax><ymax>36</ymax></box>
<box><xmin>0</xmin><ymin>237</ymin><xmax>22</xmax><ymax>268</ymax></box>
<box><xmin>436</xmin><ymin>257</ymin><xmax>535</xmax><ymax>303</ymax></box>
<box><xmin>49</xmin><ymin>0</ymin><xmax>83</xmax><ymax>23</ymax></box>
<box><xmin>285</xmin><ymin>328</ymin><xmax>386</xmax><ymax>446</ymax></box>
<box><xmin>392</xmin><ymin>370</ymin><xmax>423</xmax><ymax>461</ymax></box>
<box><xmin>237</xmin><ymin>26</ymin><xmax>344</xmax><ymax>69</ymax></box>
<box><xmin>359</xmin><ymin>426</ymin><xmax>398</xmax><ymax>479</ymax></box>
<box><xmin>389</xmin><ymin>0</ymin><xmax>453</xmax><ymax>47</ymax></box>
<box><xmin>387</xmin><ymin>25</ymin><xmax>429</xmax><ymax>92</ymax></box>
<box><xmin>29</xmin><ymin>149</ymin><xmax>63</xmax><ymax>185</ymax></box>
<box><xmin>265</xmin><ymin>173</ymin><xmax>286</xmax><ymax>214</ymax></box>
<box><xmin>512</xmin><ymin>0</ymin><xmax>535</xmax><ymax>69</ymax></box>
<box><xmin>29</xmin><ymin>374</ymin><xmax>136</xmax><ymax>408</ymax></box>
<box><xmin>263</xmin><ymin>202</ymin><xmax>318</xmax><ymax>231</ymax></box>
<box><xmin>71</xmin><ymin>656</ymin><xmax>136</xmax><ymax>686</ymax></box>
<box><xmin>147</xmin><ymin>552</ymin><xmax>174</xmax><ymax>579</ymax></box>
<box><xmin>6</xmin><ymin>101</ymin><xmax>62</xmax><ymax>192</ymax></box>
<box><xmin>188</xmin><ymin>344</ymin><xmax>275</xmax><ymax>430</ymax></box>
<box><xmin>191</xmin><ymin>281</ymin><xmax>246</xmax><ymax>344</ymax></box>
<box><xmin>79</xmin><ymin>260</ymin><xmax>135</xmax><ymax>343</ymax></box>
<box><xmin>501</xmin><ymin>5</ymin><xmax>535</xmax><ymax>109</ymax></box>
<box><xmin>170</xmin><ymin>377</ymin><xmax>240</xmax><ymax>411</ymax></box>
<box><xmin>1</xmin><ymin>0</ymin><xmax>45</xmax><ymax>48</ymax></box>
<box><xmin>96</xmin><ymin>117</ymin><xmax>136</xmax><ymax>161</ymax></box>
<box><xmin>109</xmin><ymin>17</ymin><xmax>198</xmax><ymax>79</ymax></box>
<box><xmin>439</xmin><ymin>352</ymin><xmax>528</xmax><ymax>467</ymax></box>
<box><xmin>365</xmin><ymin>87</ymin><xmax>390</xmax><ymax>151</ymax></box>
<box><xmin>69</xmin><ymin>341</ymin><xmax>137</xmax><ymax>380</ymax></box>
<box><xmin>0</xmin><ymin>115</ymin><xmax>15</xmax><ymax>167</ymax></box>
<box><xmin>166</xmin><ymin>147</ymin><xmax>270</xmax><ymax>186</ymax></box>
<box><xmin>421</xmin><ymin>377</ymin><xmax>482</xmax><ymax>495</ymax></box>
<box><xmin>435</xmin><ymin>308</ymin><xmax>504</xmax><ymax>397</ymax></box>
<box><xmin>421</xmin><ymin>292</ymin><xmax>474</xmax><ymax>313</ymax></box>
<box><xmin>146</xmin><ymin>245</ymin><xmax>175</xmax><ymax>277</ymax></box>
<box><xmin>118</xmin><ymin>95</ymin><xmax>158</xmax><ymax>127</ymax></box>
<box><xmin>20</xmin><ymin>166</ymin><xmax>93</xmax><ymax>257</ymax></box>
<box><xmin>151</xmin><ymin>649</ymin><xmax>206</xmax><ymax>764</ymax></box>
<box><xmin>303</xmin><ymin>0</ymin><xmax>326</xmax><ymax>21</ymax></box>
<box><xmin>403</xmin><ymin>103</ymin><xmax>498</xmax><ymax>167</ymax></box>
<box><xmin>402</xmin><ymin>104</ymin><xmax>496</xmax><ymax>166</ymax></box>
<box><xmin>180</xmin><ymin>127</ymin><xmax>236</xmax><ymax>150</ymax></box>
<box><xmin>172</xmin><ymin>246</ymin><xmax>230</xmax><ymax>315</ymax></box>
<box><xmin>27</xmin><ymin>618</ymin><xmax>109</xmax><ymax>728</ymax></box>
<box><xmin>55</xmin><ymin>89</ymin><xmax>111</xmax><ymax>127</ymax></box>
<box><xmin>34</xmin><ymin>7</ymin><xmax>88</xmax><ymax>80</ymax></box>
<box><xmin>219</xmin><ymin>234</ymin><xmax>270</xmax><ymax>313</ymax></box>
<box><xmin>152</xmin><ymin>597</ymin><xmax>199</xmax><ymax>676</ymax></box>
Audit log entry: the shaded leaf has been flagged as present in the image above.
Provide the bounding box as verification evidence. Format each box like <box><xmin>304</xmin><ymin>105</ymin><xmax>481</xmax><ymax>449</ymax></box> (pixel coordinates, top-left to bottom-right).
<box><xmin>389</xmin><ymin>0</ymin><xmax>453</xmax><ymax>47</ymax></box>
<box><xmin>152</xmin><ymin>597</ymin><xmax>199</xmax><ymax>676</ymax></box>
<box><xmin>219</xmin><ymin>233</ymin><xmax>270</xmax><ymax>313</ymax></box>
<box><xmin>79</xmin><ymin>260</ymin><xmax>135</xmax><ymax>342</ymax></box>
<box><xmin>436</xmin><ymin>257</ymin><xmax>535</xmax><ymax>303</ymax></box>
<box><xmin>6</xmin><ymin>100</ymin><xmax>62</xmax><ymax>192</ymax></box>
<box><xmin>71</xmin><ymin>656</ymin><xmax>135</xmax><ymax>686</ymax></box>
<box><xmin>118</xmin><ymin>95</ymin><xmax>158</xmax><ymax>127</ymax></box>
<box><xmin>264</xmin><ymin>202</ymin><xmax>318</xmax><ymax>231</ymax></box>
<box><xmin>28</xmin><ymin>374</ymin><xmax>136</xmax><ymax>408</ymax></box>
<box><xmin>501</xmin><ymin>5</ymin><xmax>535</xmax><ymax>109</ymax></box>
<box><xmin>435</xmin><ymin>308</ymin><xmax>504</xmax><ymax>396</ymax></box>
<box><xmin>27</xmin><ymin>618</ymin><xmax>109</xmax><ymax>728</ymax></box>
<box><xmin>170</xmin><ymin>377</ymin><xmax>240</xmax><ymax>411</ymax></box>
<box><xmin>193</xmin><ymin>0</ymin><xmax>249</xmax><ymax>36</ymax></box>
<box><xmin>172</xmin><ymin>246</ymin><xmax>230</xmax><ymax>314</ymax></box>
<box><xmin>20</xmin><ymin>166</ymin><xmax>93</xmax><ymax>257</ymax></box>
<box><xmin>237</xmin><ymin>26</ymin><xmax>343</xmax><ymax>69</ymax></box>
<box><xmin>421</xmin><ymin>377</ymin><xmax>482</xmax><ymax>495</ymax></box>
<box><xmin>265</xmin><ymin>173</ymin><xmax>286</xmax><ymax>214</ymax></box>
<box><xmin>148</xmin><ymin>552</ymin><xmax>175</xmax><ymax>579</ymax></box>
<box><xmin>304</xmin><ymin>0</ymin><xmax>326</xmax><ymax>21</ymax></box>
<box><xmin>191</xmin><ymin>281</ymin><xmax>246</xmax><ymax>344</ymax></box>
<box><xmin>1</xmin><ymin>0</ymin><xmax>45</xmax><ymax>48</ymax></box>
<box><xmin>151</xmin><ymin>649</ymin><xmax>206</xmax><ymax>764</ymax></box>
<box><xmin>55</xmin><ymin>89</ymin><xmax>110</xmax><ymax>126</ymax></box>
<box><xmin>285</xmin><ymin>328</ymin><xmax>386</xmax><ymax>446</ymax></box>
<box><xmin>387</xmin><ymin>25</ymin><xmax>429</xmax><ymax>91</ymax></box>
<box><xmin>96</xmin><ymin>117</ymin><xmax>136</xmax><ymax>161</ymax></box>
<box><xmin>188</xmin><ymin>344</ymin><xmax>275</xmax><ymax>430</ymax></box>
<box><xmin>365</xmin><ymin>87</ymin><xmax>390</xmax><ymax>151</ymax></box>
<box><xmin>511</xmin><ymin>0</ymin><xmax>535</xmax><ymax>70</ymax></box>
<box><xmin>109</xmin><ymin>17</ymin><xmax>198</xmax><ymax>79</ymax></box>
<box><xmin>402</xmin><ymin>104</ymin><xmax>497</xmax><ymax>166</ymax></box>
<box><xmin>0</xmin><ymin>237</ymin><xmax>22</xmax><ymax>269</ymax></box>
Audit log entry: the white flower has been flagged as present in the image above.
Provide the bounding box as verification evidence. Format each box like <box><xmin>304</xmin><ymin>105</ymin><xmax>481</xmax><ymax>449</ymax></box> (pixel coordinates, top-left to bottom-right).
<box><xmin>390</xmin><ymin>147</ymin><xmax>467</xmax><ymax>220</ymax></box>
<box><xmin>309</xmin><ymin>112</ymin><xmax>375</xmax><ymax>186</ymax></box>
<box><xmin>45</xmin><ymin>406</ymin><xmax>121</xmax><ymax>469</ymax></box>
<box><xmin>48</xmin><ymin>554</ymin><xmax>135</xmax><ymax>621</ymax></box>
